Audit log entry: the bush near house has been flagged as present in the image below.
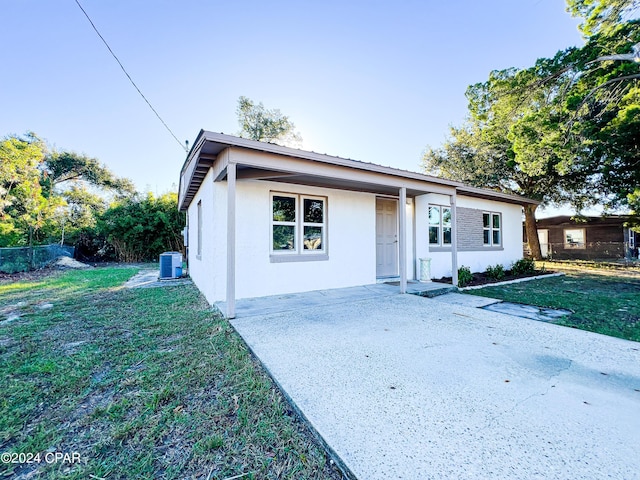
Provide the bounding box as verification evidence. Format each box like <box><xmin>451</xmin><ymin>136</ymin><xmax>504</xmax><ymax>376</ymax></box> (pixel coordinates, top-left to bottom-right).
<box><xmin>511</xmin><ymin>258</ymin><xmax>536</xmax><ymax>275</ymax></box>
<box><xmin>457</xmin><ymin>266</ymin><xmax>473</xmax><ymax>287</ymax></box>
<box><xmin>440</xmin><ymin>261</ymin><xmax>551</xmax><ymax>288</ymax></box>
<box><xmin>485</xmin><ymin>264</ymin><xmax>506</xmax><ymax>280</ymax></box>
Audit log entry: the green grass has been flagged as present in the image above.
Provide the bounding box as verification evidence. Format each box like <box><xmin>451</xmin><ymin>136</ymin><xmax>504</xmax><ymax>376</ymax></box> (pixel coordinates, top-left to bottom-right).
<box><xmin>466</xmin><ymin>270</ymin><xmax>640</xmax><ymax>342</ymax></box>
<box><xmin>0</xmin><ymin>267</ymin><xmax>340</xmax><ymax>479</ymax></box>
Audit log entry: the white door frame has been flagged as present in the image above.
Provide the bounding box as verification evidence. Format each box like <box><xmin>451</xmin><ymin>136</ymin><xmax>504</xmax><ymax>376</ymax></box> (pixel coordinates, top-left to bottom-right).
<box><xmin>538</xmin><ymin>229</ymin><xmax>549</xmax><ymax>258</ymax></box>
<box><xmin>376</xmin><ymin>197</ymin><xmax>399</xmax><ymax>278</ymax></box>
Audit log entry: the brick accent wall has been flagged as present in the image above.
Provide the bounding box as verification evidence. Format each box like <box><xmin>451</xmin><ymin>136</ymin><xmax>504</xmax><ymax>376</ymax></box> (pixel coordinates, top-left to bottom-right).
<box><xmin>456</xmin><ymin>207</ymin><xmax>485</xmax><ymax>250</ymax></box>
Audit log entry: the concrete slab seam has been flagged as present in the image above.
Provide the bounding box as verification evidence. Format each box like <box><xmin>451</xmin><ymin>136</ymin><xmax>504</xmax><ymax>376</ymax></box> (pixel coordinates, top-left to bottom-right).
<box><xmin>460</xmin><ymin>272</ymin><xmax>565</xmax><ymax>291</ymax></box>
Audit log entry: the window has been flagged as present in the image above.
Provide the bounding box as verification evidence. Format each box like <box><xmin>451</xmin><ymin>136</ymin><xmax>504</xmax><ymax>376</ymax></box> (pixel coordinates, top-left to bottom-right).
<box><xmin>271</xmin><ymin>193</ymin><xmax>326</xmax><ymax>255</ymax></box>
<box><xmin>196</xmin><ymin>200</ymin><xmax>202</xmax><ymax>258</ymax></box>
<box><xmin>629</xmin><ymin>229</ymin><xmax>635</xmax><ymax>249</ymax></box>
<box><xmin>428</xmin><ymin>205</ymin><xmax>452</xmax><ymax>246</ymax></box>
<box><xmin>564</xmin><ymin>228</ymin><xmax>585</xmax><ymax>249</ymax></box>
<box><xmin>483</xmin><ymin>212</ymin><xmax>501</xmax><ymax>246</ymax></box>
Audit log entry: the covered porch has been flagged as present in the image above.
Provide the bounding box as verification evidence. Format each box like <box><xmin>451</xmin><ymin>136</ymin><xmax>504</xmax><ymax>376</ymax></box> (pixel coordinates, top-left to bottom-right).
<box><xmin>179</xmin><ymin>131</ymin><xmax>463</xmax><ymax>318</ymax></box>
<box><xmin>216</xmin><ymin>281</ymin><xmax>457</xmax><ymax>319</ymax></box>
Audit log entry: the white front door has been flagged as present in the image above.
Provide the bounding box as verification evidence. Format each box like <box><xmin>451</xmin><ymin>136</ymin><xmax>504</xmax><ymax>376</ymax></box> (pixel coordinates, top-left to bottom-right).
<box><xmin>376</xmin><ymin>198</ymin><xmax>398</xmax><ymax>277</ymax></box>
<box><xmin>538</xmin><ymin>229</ymin><xmax>549</xmax><ymax>258</ymax></box>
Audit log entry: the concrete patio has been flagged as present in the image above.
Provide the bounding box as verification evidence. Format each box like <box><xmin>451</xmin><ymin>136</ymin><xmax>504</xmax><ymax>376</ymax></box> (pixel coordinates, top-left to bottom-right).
<box><xmin>216</xmin><ymin>281</ymin><xmax>455</xmax><ymax>318</ymax></box>
<box><xmin>229</xmin><ymin>291</ymin><xmax>640</xmax><ymax>479</ymax></box>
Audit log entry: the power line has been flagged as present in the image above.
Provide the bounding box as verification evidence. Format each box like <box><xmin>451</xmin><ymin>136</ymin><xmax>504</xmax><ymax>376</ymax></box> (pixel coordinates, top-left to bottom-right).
<box><xmin>74</xmin><ymin>0</ymin><xmax>187</xmax><ymax>152</ymax></box>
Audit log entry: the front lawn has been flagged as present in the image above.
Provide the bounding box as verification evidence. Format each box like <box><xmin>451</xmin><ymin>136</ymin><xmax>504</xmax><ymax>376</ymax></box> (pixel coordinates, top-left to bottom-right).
<box><xmin>465</xmin><ymin>270</ymin><xmax>640</xmax><ymax>342</ymax></box>
<box><xmin>0</xmin><ymin>267</ymin><xmax>340</xmax><ymax>479</ymax></box>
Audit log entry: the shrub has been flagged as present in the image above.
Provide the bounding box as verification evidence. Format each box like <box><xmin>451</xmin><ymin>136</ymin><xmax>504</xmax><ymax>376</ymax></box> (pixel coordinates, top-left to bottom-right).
<box><xmin>457</xmin><ymin>265</ymin><xmax>473</xmax><ymax>287</ymax></box>
<box><xmin>486</xmin><ymin>263</ymin><xmax>505</xmax><ymax>280</ymax></box>
<box><xmin>512</xmin><ymin>258</ymin><xmax>536</xmax><ymax>276</ymax></box>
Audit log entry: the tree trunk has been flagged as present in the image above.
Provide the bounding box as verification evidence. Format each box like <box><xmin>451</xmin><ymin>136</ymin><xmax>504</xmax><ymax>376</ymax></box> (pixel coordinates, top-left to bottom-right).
<box><xmin>524</xmin><ymin>204</ymin><xmax>542</xmax><ymax>260</ymax></box>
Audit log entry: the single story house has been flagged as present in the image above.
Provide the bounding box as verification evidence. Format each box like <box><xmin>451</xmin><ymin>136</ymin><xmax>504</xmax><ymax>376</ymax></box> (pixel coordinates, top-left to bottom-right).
<box><xmin>525</xmin><ymin>215</ymin><xmax>639</xmax><ymax>260</ymax></box>
<box><xmin>178</xmin><ymin>131</ymin><xmax>538</xmax><ymax>317</ymax></box>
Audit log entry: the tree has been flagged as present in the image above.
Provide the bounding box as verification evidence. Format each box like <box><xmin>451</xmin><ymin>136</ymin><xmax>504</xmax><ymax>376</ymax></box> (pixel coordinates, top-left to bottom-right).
<box><xmin>0</xmin><ymin>133</ymin><xmax>137</xmax><ymax>248</ymax></box>
<box><xmin>567</xmin><ymin>0</ymin><xmax>639</xmax><ymax>36</ymax></box>
<box><xmin>40</xmin><ymin>150</ymin><xmax>136</xmax><ymax>246</ymax></box>
<box><xmin>236</xmin><ymin>96</ymin><xmax>302</xmax><ymax>147</ymax></box>
<box><xmin>0</xmin><ymin>133</ymin><xmax>62</xmax><ymax>247</ymax></box>
<box><xmin>42</xmin><ymin>151</ymin><xmax>135</xmax><ymax>198</ymax></box>
<box><xmin>423</xmin><ymin>52</ymin><xmax>597</xmax><ymax>259</ymax></box>
<box><xmin>423</xmin><ymin>14</ymin><xmax>640</xmax><ymax>259</ymax></box>
<box><xmin>99</xmin><ymin>192</ymin><xmax>185</xmax><ymax>262</ymax></box>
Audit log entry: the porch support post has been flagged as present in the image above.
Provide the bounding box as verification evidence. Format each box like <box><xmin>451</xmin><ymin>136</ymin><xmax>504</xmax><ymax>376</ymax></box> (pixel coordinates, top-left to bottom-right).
<box><xmin>450</xmin><ymin>191</ymin><xmax>458</xmax><ymax>287</ymax></box>
<box><xmin>399</xmin><ymin>187</ymin><xmax>407</xmax><ymax>294</ymax></box>
<box><xmin>226</xmin><ymin>161</ymin><xmax>236</xmax><ymax>318</ymax></box>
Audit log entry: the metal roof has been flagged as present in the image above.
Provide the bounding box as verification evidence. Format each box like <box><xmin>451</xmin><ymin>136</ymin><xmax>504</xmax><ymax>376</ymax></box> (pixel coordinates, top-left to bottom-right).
<box><xmin>178</xmin><ymin>130</ymin><xmax>540</xmax><ymax>211</ymax></box>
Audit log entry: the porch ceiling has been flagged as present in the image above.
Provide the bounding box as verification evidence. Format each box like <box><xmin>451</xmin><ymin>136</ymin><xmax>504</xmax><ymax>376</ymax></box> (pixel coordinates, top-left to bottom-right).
<box><xmin>235</xmin><ymin>166</ymin><xmax>428</xmax><ymax>197</ymax></box>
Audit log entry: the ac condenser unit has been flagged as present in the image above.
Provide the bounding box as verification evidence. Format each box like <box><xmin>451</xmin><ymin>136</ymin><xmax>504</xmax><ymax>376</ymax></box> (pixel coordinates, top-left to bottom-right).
<box><xmin>159</xmin><ymin>252</ymin><xmax>183</xmax><ymax>279</ymax></box>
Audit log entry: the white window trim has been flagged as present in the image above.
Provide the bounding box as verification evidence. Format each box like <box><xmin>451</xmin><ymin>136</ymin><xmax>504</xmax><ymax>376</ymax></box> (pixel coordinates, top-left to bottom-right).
<box><xmin>483</xmin><ymin>211</ymin><xmax>502</xmax><ymax>247</ymax></box>
<box><xmin>270</xmin><ymin>192</ymin><xmax>328</xmax><ymax>259</ymax></box>
<box><xmin>271</xmin><ymin>192</ymin><xmax>298</xmax><ymax>254</ymax></box>
<box><xmin>428</xmin><ymin>205</ymin><xmax>452</xmax><ymax>247</ymax></box>
<box><xmin>564</xmin><ymin>228</ymin><xmax>586</xmax><ymax>249</ymax></box>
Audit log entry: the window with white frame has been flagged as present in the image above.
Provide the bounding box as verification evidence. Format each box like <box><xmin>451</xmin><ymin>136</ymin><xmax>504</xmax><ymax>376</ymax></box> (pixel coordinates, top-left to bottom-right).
<box><xmin>564</xmin><ymin>228</ymin><xmax>585</xmax><ymax>249</ymax></box>
<box><xmin>428</xmin><ymin>205</ymin><xmax>452</xmax><ymax>246</ymax></box>
<box><xmin>271</xmin><ymin>193</ymin><xmax>326</xmax><ymax>254</ymax></box>
<box><xmin>483</xmin><ymin>212</ymin><xmax>501</xmax><ymax>246</ymax></box>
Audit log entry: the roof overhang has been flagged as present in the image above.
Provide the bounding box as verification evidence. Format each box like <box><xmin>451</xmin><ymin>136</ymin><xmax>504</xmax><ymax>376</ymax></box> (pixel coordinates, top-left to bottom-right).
<box><xmin>178</xmin><ymin>130</ymin><xmax>540</xmax><ymax>211</ymax></box>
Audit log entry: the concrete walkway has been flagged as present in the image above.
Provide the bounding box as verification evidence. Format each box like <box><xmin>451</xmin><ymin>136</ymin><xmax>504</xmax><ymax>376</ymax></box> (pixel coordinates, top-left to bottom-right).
<box><xmin>124</xmin><ymin>270</ymin><xmax>192</xmax><ymax>289</ymax></box>
<box><xmin>230</xmin><ymin>293</ymin><xmax>640</xmax><ymax>479</ymax></box>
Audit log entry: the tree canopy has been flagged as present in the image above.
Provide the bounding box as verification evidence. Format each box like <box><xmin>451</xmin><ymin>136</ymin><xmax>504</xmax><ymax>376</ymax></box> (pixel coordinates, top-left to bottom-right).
<box><xmin>423</xmin><ymin>2</ymin><xmax>640</xmax><ymax>258</ymax></box>
<box><xmin>0</xmin><ymin>132</ymin><xmax>186</xmax><ymax>266</ymax></box>
<box><xmin>236</xmin><ymin>96</ymin><xmax>302</xmax><ymax>147</ymax></box>
<box><xmin>0</xmin><ymin>133</ymin><xmax>138</xmax><ymax>247</ymax></box>
<box><xmin>567</xmin><ymin>0</ymin><xmax>639</xmax><ymax>36</ymax></box>
<box><xmin>98</xmin><ymin>192</ymin><xmax>185</xmax><ymax>262</ymax></box>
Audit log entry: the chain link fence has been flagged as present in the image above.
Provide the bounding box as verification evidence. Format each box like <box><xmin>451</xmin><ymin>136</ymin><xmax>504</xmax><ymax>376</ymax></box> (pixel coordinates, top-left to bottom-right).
<box><xmin>0</xmin><ymin>245</ymin><xmax>75</xmax><ymax>274</ymax></box>
<box><xmin>524</xmin><ymin>241</ymin><xmax>637</xmax><ymax>261</ymax></box>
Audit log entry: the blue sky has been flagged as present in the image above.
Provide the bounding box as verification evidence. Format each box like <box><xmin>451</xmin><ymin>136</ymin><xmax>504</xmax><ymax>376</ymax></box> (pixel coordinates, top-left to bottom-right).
<box><xmin>1</xmin><ymin>1</ymin><xmax>584</xmax><ymax>213</ymax></box>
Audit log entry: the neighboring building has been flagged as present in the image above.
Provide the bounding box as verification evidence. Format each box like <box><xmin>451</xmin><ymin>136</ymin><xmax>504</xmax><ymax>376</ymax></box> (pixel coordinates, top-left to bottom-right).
<box><xmin>524</xmin><ymin>215</ymin><xmax>639</xmax><ymax>260</ymax></box>
<box><xmin>179</xmin><ymin>131</ymin><xmax>538</xmax><ymax>317</ymax></box>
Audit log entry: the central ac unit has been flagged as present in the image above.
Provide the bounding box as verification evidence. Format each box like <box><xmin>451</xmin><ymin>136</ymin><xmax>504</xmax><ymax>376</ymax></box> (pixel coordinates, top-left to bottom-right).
<box><xmin>159</xmin><ymin>252</ymin><xmax>183</xmax><ymax>279</ymax></box>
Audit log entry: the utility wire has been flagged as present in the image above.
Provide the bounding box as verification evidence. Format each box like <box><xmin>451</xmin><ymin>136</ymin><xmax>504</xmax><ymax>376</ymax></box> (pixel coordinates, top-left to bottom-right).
<box><xmin>74</xmin><ymin>0</ymin><xmax>187</xmax><ymax>152</ymax></box>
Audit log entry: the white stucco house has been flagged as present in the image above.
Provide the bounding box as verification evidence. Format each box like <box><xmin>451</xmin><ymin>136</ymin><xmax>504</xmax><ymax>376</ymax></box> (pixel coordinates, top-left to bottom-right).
<box><xmin>178</xmin><ymin>131</ymin><xmax>538</xmax><ymax>317</ymax></box>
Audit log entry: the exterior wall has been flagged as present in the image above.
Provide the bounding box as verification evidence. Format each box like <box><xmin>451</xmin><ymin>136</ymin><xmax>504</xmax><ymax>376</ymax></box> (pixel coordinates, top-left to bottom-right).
<box><xmin>186</xmin><ymin>168</ymin><xmax>227</xmax><ymax>305</ymax></box>
<box><xmin>526</xmin><ymin>218</ymin><xmax>635</xmax><ymax>259</ymax></box>
<box><xmin>416</xmin><ymin>193</ymin><xmax>524</xmax><ymax>278</ymax></box>
<box><xmin>205</xmin><ymin>179</ymin><xmax>377</xmax><ymax>301</ymax></box>
<box><xmin>188</xmin><ymin>166</ymin><xmax>526</xmax><ymax>300</ymax></box>
<box><xmin>545</xmin><ymin>225</ymin><xmax>624</xmax><ymax>259</ymax></box>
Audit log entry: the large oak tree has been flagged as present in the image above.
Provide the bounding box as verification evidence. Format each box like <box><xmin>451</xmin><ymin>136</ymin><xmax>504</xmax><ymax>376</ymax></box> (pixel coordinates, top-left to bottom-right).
<box><xmin>423</xmin><ymin>5</ymin><xmax>640</xmax><ymax>258</ymax></box>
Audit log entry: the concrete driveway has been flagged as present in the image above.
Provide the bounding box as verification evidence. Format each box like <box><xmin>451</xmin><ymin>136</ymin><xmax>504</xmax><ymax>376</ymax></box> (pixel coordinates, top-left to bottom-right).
<box><xmin>230</xmin><ymin>293</ymin><xmax>640</xmax><ymax>479</ymax></box>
